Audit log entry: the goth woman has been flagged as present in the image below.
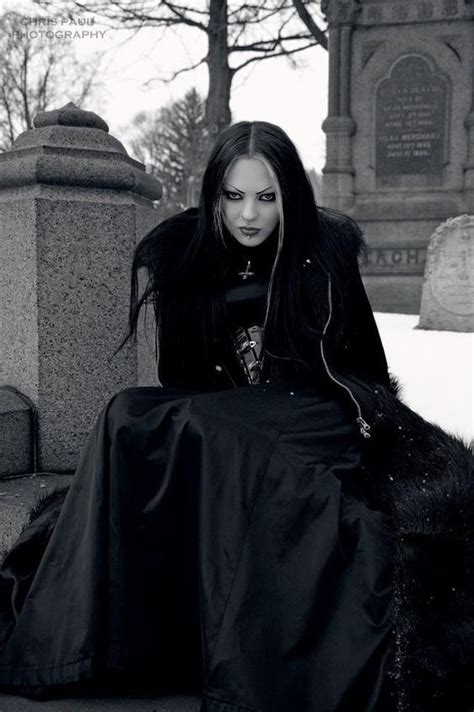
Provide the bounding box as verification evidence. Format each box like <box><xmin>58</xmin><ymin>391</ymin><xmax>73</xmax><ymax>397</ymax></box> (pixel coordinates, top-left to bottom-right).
<box><xmin>0</xmin><ymin>122</ymin><xmax>472</xmax><ymax>712</ymax></box>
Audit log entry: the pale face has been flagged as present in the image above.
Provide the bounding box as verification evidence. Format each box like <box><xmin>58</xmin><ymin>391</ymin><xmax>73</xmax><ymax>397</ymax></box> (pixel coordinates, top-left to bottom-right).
<box><xmin>221</xmin><ymin>157</ymin><xmax>280</xmax><ymax>247</ymax></box>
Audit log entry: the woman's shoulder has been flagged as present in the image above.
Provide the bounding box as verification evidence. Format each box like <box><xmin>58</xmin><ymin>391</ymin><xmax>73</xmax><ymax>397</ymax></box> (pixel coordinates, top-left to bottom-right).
<box><xmin>316</xmin><ymin>206</ymin><xmax>365</xmax><ymax>258</ymax></box>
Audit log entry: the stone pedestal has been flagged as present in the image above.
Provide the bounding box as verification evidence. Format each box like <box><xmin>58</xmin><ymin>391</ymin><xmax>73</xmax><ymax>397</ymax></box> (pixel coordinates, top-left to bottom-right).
<box><xmin>418</xmin><ymin>214</ymin><xmax>474</xmax><ymax>331</ymax></box>
<box><xmin>0</xmin><ymin>103</ymin><xmax>162</xmax><ymax>471</ymax></box>
<box><xmin>322</xmin><ymin>0</ymin><xmax>474</xmax><ymax>313</ymax></box>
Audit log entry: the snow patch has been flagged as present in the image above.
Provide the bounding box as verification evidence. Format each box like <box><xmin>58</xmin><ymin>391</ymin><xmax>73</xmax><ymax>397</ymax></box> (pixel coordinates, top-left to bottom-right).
<box><xmin>375</xmin><ymin>313</ymin><xmax>473</xmax><ymax>442</ymax></box>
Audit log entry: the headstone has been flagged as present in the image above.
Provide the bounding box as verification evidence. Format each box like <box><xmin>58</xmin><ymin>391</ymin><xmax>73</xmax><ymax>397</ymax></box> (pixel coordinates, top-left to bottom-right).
<box><xmin>0</xmin><ymin>103</ymin><xmax>162</xmax><ymax>472</ymax></box>
<box><xmin>322</xmin><ymin>0</ymin><xmax>474</xmax><ymax>313</ymax></box>
<box><xmin>375</xmin><ymin>55</ymin><xmax>449</xmax><ymax>185</ymax></box>
<box><xmin>418</xmin><ymin>214</ymin><xmax>474</xmax><ymax>331</ymax></box>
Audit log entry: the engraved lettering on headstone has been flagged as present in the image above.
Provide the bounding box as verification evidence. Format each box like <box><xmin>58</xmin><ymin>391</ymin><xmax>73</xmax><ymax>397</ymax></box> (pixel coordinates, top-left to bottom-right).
<box><xmin>376</xmin><ymin>56</ymin><xmax>450</xmax><ymax>178</ymax></box>
<box><xmin>407</xmin><ymin>249</ymin><xmax>419</xmax><ymax>264</ymax></box>
<box><xmin>361</xmin><ymin>247</ymin><xmax>426</xmax><ymax>273</ymax></box>
<box><xmin>442</xmin><ymin>0</ymin><xmax>458</xmax><ymax>16</ymax></box>
<box><xmin>417</xmin><ymin>1</ymin><xmax>434</xmax><ymax>19</ymax></box>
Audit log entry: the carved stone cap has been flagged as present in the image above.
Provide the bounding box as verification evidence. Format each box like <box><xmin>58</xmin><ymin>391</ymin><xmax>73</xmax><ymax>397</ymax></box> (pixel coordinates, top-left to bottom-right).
<box><xmin>0</xmin><ymin>102</ymin><xmax>162</xmax><ymax>201</ymax></box>
<box><xmin>34</xmin><ymin>102</ymin><xmax>109</xmax><ymax>132</ymax></box>
<box><xmin>322</xmin><ymin>0</ymin><xmax>362</xmax><ymax>25</ymax></box>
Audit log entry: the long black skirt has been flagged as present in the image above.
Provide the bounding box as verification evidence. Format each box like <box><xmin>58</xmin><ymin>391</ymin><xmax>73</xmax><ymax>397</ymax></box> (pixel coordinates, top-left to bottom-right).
<box><xmin>0</xmin><ymin>383</ymin><xmax>394</xmax><ymax>711</ymax></box>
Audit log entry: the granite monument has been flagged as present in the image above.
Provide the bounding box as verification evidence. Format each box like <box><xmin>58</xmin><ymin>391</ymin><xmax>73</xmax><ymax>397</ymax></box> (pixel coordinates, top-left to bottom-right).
<box><xmin>322</xmin><ymin>0</ymin><xmax>474</xmax><ymax>313</ymax></box>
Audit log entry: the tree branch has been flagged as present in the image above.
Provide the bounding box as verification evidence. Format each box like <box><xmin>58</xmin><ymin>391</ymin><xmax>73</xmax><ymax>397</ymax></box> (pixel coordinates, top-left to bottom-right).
<box><xmin>144</xmin><ymin>54</ymin><xmax>208</xmax><ymax>86</ymax></box>
<box><xmin>160</xmin><ymin>1</ymin><xmax>208</xmax><ymax>32</ymax></box>
<box><xmin>228</xmin><ymin>1</ymin><xmax>292</xmax><ymax>24</ymax></box>
<box><xmin>231</xmin><ymin>31</ymin><xmax>315</xmax><ymax>52</ymax></box>
<box><xmin>232</xmin><ymin>39</ymin><xmax>317</xmax><ymax>72</ymax></box>
<box><xmin>34</xmin><ymin>0</ymin><xmax>209</xmax><ymax>31</ymax></box>
<box><xmin>291</xmin><ymin>0</ymin><xmax>327</xmax><ymax>50</ymax></box>
<box><xmin>228</xmin><ymin>0</ymin><xmax>293</xmax><ymax>19</ymax></box>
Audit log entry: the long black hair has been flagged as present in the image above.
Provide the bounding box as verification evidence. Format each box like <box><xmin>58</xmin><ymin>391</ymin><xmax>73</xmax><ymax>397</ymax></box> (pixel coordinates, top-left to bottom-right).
<box><xmin>123</xmin><ymin>121</ymin><xmax>362</xmax><ymax>385</ymax></box>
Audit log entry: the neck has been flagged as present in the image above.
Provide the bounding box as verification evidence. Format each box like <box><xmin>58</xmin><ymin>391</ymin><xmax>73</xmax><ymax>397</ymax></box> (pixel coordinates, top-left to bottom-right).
<box><xmin>224</xmin><ymin>226</ymin><xmax>278</xmax><ymax>272</ymax></box>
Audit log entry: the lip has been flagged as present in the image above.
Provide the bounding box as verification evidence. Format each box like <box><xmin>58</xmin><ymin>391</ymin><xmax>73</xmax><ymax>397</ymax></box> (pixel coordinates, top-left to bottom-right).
<box><xmin>239</xmin><ymin>227</ymin><xmax>261</xmax><ymax>236</ymax></box>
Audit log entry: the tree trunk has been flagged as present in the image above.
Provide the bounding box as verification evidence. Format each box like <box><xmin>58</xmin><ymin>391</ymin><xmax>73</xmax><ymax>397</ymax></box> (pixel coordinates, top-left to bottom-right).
<box><xmin>205</xmin><ymin>0</ymin><xmax>232</xmax><ymax>148</ymax></box>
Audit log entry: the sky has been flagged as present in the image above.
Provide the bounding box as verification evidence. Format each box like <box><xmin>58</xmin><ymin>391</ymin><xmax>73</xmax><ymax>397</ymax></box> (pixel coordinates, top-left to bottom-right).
<box><xmin>2</xmin><ymin>0</ymin><xmax>329</xmax><ymax>171</ymax></box>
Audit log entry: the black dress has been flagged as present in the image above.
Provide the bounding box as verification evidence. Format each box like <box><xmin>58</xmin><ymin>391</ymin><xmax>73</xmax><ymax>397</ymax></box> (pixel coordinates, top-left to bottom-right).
<box><xmin>0</xmin><ymin>220</ymin><xmax>395</xmax><ymax>711</ymax></box>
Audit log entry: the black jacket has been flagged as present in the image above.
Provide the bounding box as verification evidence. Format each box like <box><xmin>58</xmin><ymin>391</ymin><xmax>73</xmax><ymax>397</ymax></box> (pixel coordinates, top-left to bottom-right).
<box><xmin>139</xmin><ymin>207</ymin><xmax>390</xmax><ymax>400</ymax></box>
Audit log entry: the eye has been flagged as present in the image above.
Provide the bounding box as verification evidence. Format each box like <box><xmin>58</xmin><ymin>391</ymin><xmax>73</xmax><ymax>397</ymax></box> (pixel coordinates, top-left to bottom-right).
<box><xmin>223</xmin><ymin>190</ymin><xmax>242</xmax><ymax>200</ymax></box>
<box><xmin>259</xmin><ymin>193</ymin><xmax>276</xmax><ymax>202</ymax></box>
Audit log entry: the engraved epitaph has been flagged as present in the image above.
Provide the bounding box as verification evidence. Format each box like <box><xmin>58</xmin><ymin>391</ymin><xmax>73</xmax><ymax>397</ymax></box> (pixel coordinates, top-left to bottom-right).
<box><xmin>418</xmin><ymin>215</ymin><xmax>474</xmax><ymax>331</ymax></box>
<box><xmin>376</xmin><ymin>56</ymin><xmax>450</xmax><ymax>183</ymax></box>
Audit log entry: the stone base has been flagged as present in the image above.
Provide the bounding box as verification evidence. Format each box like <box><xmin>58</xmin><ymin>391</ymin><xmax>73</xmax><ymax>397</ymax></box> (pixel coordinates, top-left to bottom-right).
<box><xmin>349</xmin><ymin>192</ymin><xmax>471</xmax><ymax>312</ymax></box>
<box><xmin>417</xmin><ymin>313</ymin><xmax>474</xmax><ymax>331</ymax></box>
<box><xmin>364</xmin><ymin>274</ymin><xmax>422</xmax><ymax>314</ymax></box>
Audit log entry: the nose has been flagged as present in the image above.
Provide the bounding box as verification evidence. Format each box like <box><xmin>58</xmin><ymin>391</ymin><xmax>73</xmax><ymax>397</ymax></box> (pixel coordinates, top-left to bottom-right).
<box><xmin>241</xmin><ymin>198</ymin><xmax>258</xmax><ymax>223</ymax></box>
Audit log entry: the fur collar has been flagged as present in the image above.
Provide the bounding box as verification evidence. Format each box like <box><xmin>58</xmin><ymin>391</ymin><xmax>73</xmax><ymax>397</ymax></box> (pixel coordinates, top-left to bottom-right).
<box><xmin>353</xmin><ymin>379</ymin><xmax>474</xmax><ymax>711</ymax></box>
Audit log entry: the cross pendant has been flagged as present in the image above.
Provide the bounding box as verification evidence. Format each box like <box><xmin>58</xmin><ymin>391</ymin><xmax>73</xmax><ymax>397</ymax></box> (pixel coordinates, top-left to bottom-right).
<box><xmin>238</xmin><ymin>260</ymin><xmax>254</xmax><ymax>280</ymax></box>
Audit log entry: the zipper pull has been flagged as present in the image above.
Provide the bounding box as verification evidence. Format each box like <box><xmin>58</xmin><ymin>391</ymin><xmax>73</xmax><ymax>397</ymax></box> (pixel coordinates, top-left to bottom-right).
<box><xmin>356</xmin><ymin>417</ymin><xmax>372</xmax><ymax>439</ymax></box>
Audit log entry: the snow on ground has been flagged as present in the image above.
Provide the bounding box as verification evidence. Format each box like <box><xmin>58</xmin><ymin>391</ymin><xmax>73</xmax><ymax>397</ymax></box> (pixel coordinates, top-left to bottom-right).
<box><xmin>375</xmin><ymin>313</ymin><xmax>473</xmax><ymax>444</ymax></box>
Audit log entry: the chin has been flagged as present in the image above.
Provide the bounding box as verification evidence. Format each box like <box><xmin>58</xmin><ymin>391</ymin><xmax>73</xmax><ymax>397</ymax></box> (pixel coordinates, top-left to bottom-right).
<box><xmin>233</xmin><ymin>233</ymin><xmax>270</xmax><ymax>247</ymax></box>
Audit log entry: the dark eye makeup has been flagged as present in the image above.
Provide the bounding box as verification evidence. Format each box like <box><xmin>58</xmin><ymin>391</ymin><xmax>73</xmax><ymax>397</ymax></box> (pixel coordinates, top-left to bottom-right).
<box><xmin>223</xmin><ymin>190</ymin><xmax>276</xmax><ymax>202</ymax></box>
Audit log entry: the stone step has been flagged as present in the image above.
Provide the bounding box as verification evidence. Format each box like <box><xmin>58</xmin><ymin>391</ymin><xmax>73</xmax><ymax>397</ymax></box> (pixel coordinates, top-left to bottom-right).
<box><xmin>0</xmin><ymin>693</ymin><xmax>200</xmax><ymax>711</ymax></box>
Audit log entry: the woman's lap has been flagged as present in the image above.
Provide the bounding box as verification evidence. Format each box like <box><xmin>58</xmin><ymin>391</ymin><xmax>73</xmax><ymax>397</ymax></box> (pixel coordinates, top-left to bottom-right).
<box><xmin>0</xmin><ymin>384</ymin><xmax>394</xmax><ymax>710</ymax></box>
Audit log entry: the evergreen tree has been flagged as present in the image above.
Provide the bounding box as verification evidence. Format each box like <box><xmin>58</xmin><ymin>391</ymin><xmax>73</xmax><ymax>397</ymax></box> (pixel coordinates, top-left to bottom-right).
<box><xmin>130</xmin><ymin>88</ymin><xmax>208</xmax><ymax>218</ymax></box>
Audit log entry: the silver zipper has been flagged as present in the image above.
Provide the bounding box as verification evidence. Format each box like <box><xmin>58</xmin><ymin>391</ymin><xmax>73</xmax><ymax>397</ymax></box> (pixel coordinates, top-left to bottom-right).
<box><xmin>320</xmin><ymin>276</ymin><xmax>372</xmax><ymax>439</ymax></box>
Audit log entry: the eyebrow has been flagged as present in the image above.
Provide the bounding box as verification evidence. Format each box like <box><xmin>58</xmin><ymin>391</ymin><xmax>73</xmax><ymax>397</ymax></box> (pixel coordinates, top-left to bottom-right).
<box><xmin>226</xmin><ymin>183</ymin><xmax>274</xmax><ymax>194</ymax></box>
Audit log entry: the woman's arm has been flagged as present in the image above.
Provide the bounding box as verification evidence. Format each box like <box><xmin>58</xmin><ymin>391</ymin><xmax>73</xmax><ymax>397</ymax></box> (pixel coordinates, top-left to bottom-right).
<box><xmin>317</xmin><ymin>207</ymin><xmax>391</xmax><ymax>387</ymax></box>
<box><xmin>341</xmin><ymin>256</ymin><xmax>391</xmax><ymax>387</ymax></box>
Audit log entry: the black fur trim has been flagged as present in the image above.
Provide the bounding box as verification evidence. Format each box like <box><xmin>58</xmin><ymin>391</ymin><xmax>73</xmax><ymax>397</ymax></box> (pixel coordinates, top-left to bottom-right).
<box><xmin>363</xmin><ymin>386</ymin><xmax>474</xmax><ymax>711</ymax></box>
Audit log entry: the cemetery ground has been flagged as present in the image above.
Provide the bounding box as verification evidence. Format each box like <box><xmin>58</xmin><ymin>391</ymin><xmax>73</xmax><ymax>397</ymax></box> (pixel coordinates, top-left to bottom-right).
<box><xmin>0</xmin><ymin>313</ymin><xmax>471</xmax><ymax>711</ymax></box>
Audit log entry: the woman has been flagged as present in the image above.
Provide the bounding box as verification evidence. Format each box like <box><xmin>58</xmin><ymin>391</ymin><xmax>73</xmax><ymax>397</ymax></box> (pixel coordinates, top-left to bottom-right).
<box><xmin>0</xmin><ymin>122</ymin><xmax>472</xmax><ymax>711</ymax></box>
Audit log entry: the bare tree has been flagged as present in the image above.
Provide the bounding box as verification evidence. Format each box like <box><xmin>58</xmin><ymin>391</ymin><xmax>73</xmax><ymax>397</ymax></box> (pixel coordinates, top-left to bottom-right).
<box><xmin>33</xmin><ymin>1</ymin><xmax>327</xmax><ymax>143</ymax></box>
<box><xmin>0</xmin><ymin>10</ymin><xmax>102</xmax><ymax>150</ymax></box>
<box><xmin>129</xmin><ymin>88</ymin><xmax>208</xmax><ymax>218</ymax></box>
